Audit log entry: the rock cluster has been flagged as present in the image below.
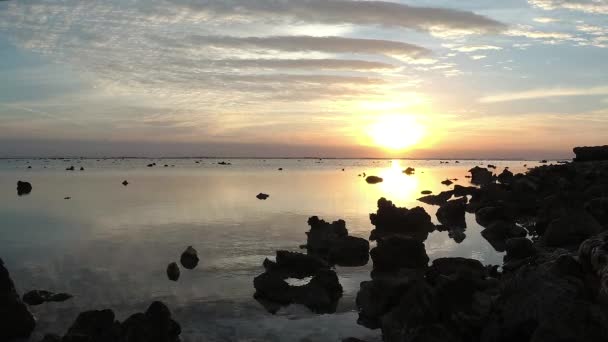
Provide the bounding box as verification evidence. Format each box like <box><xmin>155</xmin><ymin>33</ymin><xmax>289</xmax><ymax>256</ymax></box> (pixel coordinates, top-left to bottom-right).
<box><xmin>369</xmin><ymin>198</ymin><xmax>435</xmax><ymax>241</ymax></box>
<box><xmin>304</xmin><ymin>216</ymin><xmax>369</xmax><ymax>266</ymax></box>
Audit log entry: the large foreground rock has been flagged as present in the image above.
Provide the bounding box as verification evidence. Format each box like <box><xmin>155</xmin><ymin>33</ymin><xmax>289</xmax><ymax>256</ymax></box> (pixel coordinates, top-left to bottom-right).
<box><xmin>469</xmin><ymin>166</ymin><xmax>494</xmax><ymax>185</ymax></box>
<box><xmin>1</xmin><ymin>258</ymin><xmax>36</xmax><ymax>341</ymax></box>
<box><xmin>436</xmin><ymin>198</ymin><xmax>466</xmax><ymax>229</ymax></box>
<box><xmin>369</xmin><ymin>198</ymin><xmax>435</xmax><ymax>241</ymax></box>
<box><xmin>370</xmin><ymin>237</ymin><xmax>429</xmax><ymax>274</ymax></box>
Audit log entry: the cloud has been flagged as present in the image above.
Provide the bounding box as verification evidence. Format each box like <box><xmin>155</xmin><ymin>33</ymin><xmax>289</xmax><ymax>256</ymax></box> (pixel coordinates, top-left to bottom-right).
<box><xmin>169</xmin><ymin>0</ymin><xmax>506</xmax><ymax>34</ymax></box>
<box><xmin>533</xmin><ymin>17</ymin><xmax>560</xmax><ymax>23</ymax></box>
<box><xmin>479</xmin><ymin>86</ymin><xmax>608</xmax><ymax>103</ymax></box>
<box><xmin>505</xmin><ymin>25</ymin><xmax>575</xmax><ymax>43</ymax></box>
<box><xmin>443</xmin><ymin>44</ymin><xmax>502</xmax><ymax>52</ymax></box>
<box><xmin>529</xmin><ymin>0</ymin><xmax>608</xmax><ymax>14</ymax></box>
<box><xmin>471</xmin><ymin>55</ymin><xmax>487</xmax><ymax>60</ymax></box>
<box><xmin>201</xmin><ymin>58</ymin><xmax>398</xmax><ymax>70</ymax></box>
<box><xmin>184</xmin><ymin>35</ymin><xmax>431</xmax><ymax>61</ymax></box>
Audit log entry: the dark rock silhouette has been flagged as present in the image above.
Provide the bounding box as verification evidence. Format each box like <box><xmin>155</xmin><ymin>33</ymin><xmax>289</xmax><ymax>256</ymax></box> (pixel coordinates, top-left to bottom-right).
<box><xmin>218</xmin><ymin>161</ymin><xmax>231</xmax><ymax>165</ymax></box>
<box><xmin>573</xmin><ymin>145</ymin><xmax>608</xmax><ymax>161</ymax></box>
<box><xmin>420</xmin><ymin>190</ymin><xmax>432</xmax><ymax>195</ymax></box>
<box><xmin>365</xmin><ymin>176</ymin><xmax>383</xmax><ymax>184</ymax></box>
<box><xmin>480</xmin><ymin>221</ymin><xmax>527</xmax><ymax>252</ymax></box>
<box><xmin>453</xmin><ymin>184</ymin><xmax>479</xmax><ymax>197</ymax></box>
<box><xmin>22</xmin><ymin>290</ymin><xmax>72</xmax><ymax>306</ymax></box>
<box><xmin>441</xmin><ymin>179</ymin><xmax>453</xmax><ymax>186</ymax></box>
<box><xmin>469</xmin><ymin>166</ymin><xmax>494</xmax><ymax>185</ymax></box>
<box><xmin>370</xmin><ymin>237</ymin><xmax>429</xmax><ymax>273</ymax></box>
<box><xmin>166</xmin><ymin>262</ymin><xmax>180</xmax><ymax>281</ymax></box>
<box><xmin>80</xmin><ymin>167</ymin><xmax>84</xmax><ymax>171</ymax></box>
<box><xmin>66</xmin><ymin>166</ymin><xmax>75</xmax><ymax>171</ymax></box>
<box><xmin>369</xmin><ymin>198</ymin><xmax>435</xmax><ymax>241</ymax></box>
<box><xmin>497</xmin><ymin>168</ymin><xmax>513</xmax><ymax>184</ymax></box>
<box><xmin>304</xmin><ymin>216</ymin><xmax>369</xmax><ymax>266</ymax></box>
<box><xmin>17</xmin><ymin>180</ymin><xmax>32</xmax><ymax>196</ymax></box>
<box><xmin>122</xmin><ymin>180</ymin><xmax>129</xmax><ymax>186</ymax></box>
<box><xmin>254</xmin><ymin>251</ymin><xmax>342</xmax><ymax>314</ymax></box>
<box><xmin>403</xmin><ymin>167</ymin><xmax>415</xmax><ymax>175</ymax></box>
<box><xmin>436</xmin><ymin>198</ymin><xmax>467</xmax><ymax>229</ymax></box>
<box><xmin>417</xmin><ymin>190</ymin><xmax>453</xmax><ymax>206</ymax></box>
<box><xmin>0</xmin><ymin>258</ymin><xmax>36</xmax><ymax>340</ymax></box>
<box><xmin>256</xmin><ymin>193</ymin><xmax>269</xmax><ymax>200</ymax></box>
<box><xmin>180</xmin><ymin>246</ymin><xmax>199</xmax><ymax>270</ymax></box>
<box><xmin>504</xmin><ymin>237</ymin><xmax>535</xmax><ymax>262</ymax></box>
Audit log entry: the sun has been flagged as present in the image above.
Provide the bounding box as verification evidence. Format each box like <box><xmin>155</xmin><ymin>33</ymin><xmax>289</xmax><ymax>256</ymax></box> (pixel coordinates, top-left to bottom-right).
<box><xmin>367</xmin><ymin>115</ymin><xmax>426</xmax><ymax>151</ymax></box>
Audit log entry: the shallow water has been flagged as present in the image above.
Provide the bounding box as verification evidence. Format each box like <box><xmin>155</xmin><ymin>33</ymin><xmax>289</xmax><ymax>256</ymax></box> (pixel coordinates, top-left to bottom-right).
<box><xmin>0</xmin><ymin>158</ymin><xmax>541</xmax><ymax>341</ymax></box>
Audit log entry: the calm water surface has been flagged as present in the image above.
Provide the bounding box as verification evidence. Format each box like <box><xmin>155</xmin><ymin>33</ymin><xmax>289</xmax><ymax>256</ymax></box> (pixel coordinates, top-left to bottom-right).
<box><xmin>0</xmin><ymin>158</ymin><xmax>540</xmax><ymax>341</ymax></box>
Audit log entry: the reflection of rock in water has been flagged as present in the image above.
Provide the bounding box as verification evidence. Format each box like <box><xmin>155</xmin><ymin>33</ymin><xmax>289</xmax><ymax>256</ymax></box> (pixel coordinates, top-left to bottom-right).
<box><xmin>22</xmin><ymin>290</ymin><xmax>72</xmax><ymax>306</ymax></box>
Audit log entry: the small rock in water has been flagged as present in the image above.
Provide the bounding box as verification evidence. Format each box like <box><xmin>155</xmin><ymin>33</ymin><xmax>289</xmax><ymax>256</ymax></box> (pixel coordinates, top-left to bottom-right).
<box><xmin>167</xmin><ymin>262</ymin><xmax>180</xmax><ymax>281</ymax></box>
<box><xmin>487</xmin><ymin>164</ymin><xmax>497</xmax><ymax>169</ymax></box>
<box><xmin>27</xmin><ymin>166</ymin><xmax>31</xmax><ymax>169</ymax></box>
<box><xmin>66</xmin><ymin>166</ymin><xmax>75</xmax><ymax>171</ymax></box>
<box><xmin>403</xmin><ymin>167</ymin><xmax>415</xmax><ymax>175</ymax></box>
<box><xmin>278</xmin><ymin>167</ymin><xmax>283</xmax><ymax>171</ymax></box>
<box><xmin>365</xmin><ymin>176</ymin><xmax>383</xmax><ymax>184</ymax></box>
<box><xmin>421</xmin><ymin>190</ymin><xmax>432</xmax><ymax>195</ymax></box>
<box><xmin>22</xmin><ymin>290</ymin><xmax>73</xmax><ymax>306</ymax></box>
<box><xmin>256</xmin><ymin>193</ymin><xmax>270</xmax><ymax>200</ymax></box>
<box><xmin>17</xmin><ymin>181</ymin><xmax>32</xmax><ymax>196</ymax></box>
<box><xmin>441</xmin><ymin>179</ymin><xmax>453</xmax><ymax>186</ymax></box>
<box><xmin>180</xmin><ymin>246</ymin><xmax>199</xmax><ymax>270</ymax></box>
<box><xmin>64</xmin><ymin>197</ymin><xmax>71</xmax><ymax>200</ymax></box>
<box><xmin>80</xmin><ymin>167</ymin><xmax>84</xmax><ymax>171</ymax></box>
<box><xmin>122</xmin><ymin>180</ymin><xmax>129</xmax><ymax>186</ymax></box>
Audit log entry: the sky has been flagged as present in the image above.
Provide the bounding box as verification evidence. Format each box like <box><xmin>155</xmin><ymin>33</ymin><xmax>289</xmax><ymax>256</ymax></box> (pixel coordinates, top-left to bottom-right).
<box><xmin>1</xmin><ymin>0</ymin><xmax>607</xmax><ymax>159</ymax></box>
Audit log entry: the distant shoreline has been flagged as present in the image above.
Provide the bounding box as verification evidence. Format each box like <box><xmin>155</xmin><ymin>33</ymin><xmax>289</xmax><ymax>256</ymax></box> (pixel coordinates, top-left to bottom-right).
<box><xmin>0</xmin><ymin>156</ymin><xmax>571</xmax><ymax>161</ymax></box>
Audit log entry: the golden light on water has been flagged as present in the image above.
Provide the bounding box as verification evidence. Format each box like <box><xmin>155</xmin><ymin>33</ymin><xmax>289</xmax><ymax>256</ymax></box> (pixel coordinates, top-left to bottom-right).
<box><xmin>367</xmin><ymin>114</ymin><xmax>426</xmax><ymax>151</ymax></box>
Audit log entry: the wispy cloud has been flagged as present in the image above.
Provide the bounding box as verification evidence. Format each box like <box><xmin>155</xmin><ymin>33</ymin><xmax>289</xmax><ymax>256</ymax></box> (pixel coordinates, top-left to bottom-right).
<box><xmin>529</xmin><ymin>0</ymin><xmax>608</xmax><ymax>14</ymax></box>
<box><xmin>479</xmin><ymin>86</ymin><xmax>608</xmax><ymax>103</ymax></box>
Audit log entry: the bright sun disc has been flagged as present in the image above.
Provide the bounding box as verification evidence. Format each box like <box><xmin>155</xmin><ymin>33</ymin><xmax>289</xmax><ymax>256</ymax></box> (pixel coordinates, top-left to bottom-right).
<box><xmin>368</xmin><ymin>115</ymin><xmax>426</xmax><ymax>151</ymax></box>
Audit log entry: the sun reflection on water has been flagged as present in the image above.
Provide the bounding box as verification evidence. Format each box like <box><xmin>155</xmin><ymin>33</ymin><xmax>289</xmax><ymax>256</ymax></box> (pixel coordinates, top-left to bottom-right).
<box><xmin>376</xmin><ymin>160</ymin><xmax>419</xmax><ymax>203</ymax></box>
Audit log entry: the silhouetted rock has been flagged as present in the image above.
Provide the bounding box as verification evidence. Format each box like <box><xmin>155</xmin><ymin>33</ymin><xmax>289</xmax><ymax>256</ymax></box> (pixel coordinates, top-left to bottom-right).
<box><xmin>585</xmin><ymin>197</ymin><xmax>608</xmax><ymax>227</ymax></box>
<box><xmin>475</xmin><ymin>206</ymin><xmax>510</xmax><ymax>227</ymax></box>
<box><xmin>17</xmin><ymin>180</ymin><xmax>32</xmax><ymax>196</ymax></box>
<box><xmin>256</xmin><ymin>193</ymin><xmax>269</xmax><ymax>200</ymax></box>
<box><xmin>369</xmin><ymin>198</ymin><xmax>435</xmax><ymax>241</ymax></box>
<box><xmin>453</xmin><ymin>184</ymin><xmax>479</xmax><ymax>197</ymax></box>
<box><xmin>66</xmin><ymin>166</ymin><xmax>75</xmax><ymax>171</ymax></box>
<box><xmin>469</xmin><ymin>166</ymin><xmax>494</xmax><ymax>185</ymax></box>
<box><xmin>542</xmin><ymin>209</ymin><xmax>602</xmax><ymax>248</ymax></box>
<box><xmin>573</xmin><ymin>145</ymin><xmax>608</xmax><ymax>161</ymax></box>
<box><xmin>497</xmin><ymin>168</ymin><xmax>513</xmax><ymax>184</ymax></box>
<box><xmin>481</xmin><ymin>221</ymin><xmax>527</xmax><ymax>252</ymax></box>
<box><xmin>121</xmin><ymin>301</ymin><xmax>182</xmax><ymax>342</ymax></box>
<box><xmin>278</xmin><ymin>167</ymin><xmax>283</xmax><ymax>171</ymax></box>
<box><xmin>64</xmin><ymin>309</ymin><xmax>120</xmax><ymax>341</ymax></box>
<box><xmin>417</xmin><ymin>190</ymin><xmax>453</xmax><ymax>206</ymax></box>
<box><xmin>579</xmin><ymin>231</ymin><xmax>608</xmax><ymax>302</ymax></box>
<box><xmin>403</xmin><ymin>167</ymin><xmax>415</xmax><ymax>175</ymax></box>
<box><xmin>365</xmin><ymin>176</ymin><xmax>383</xmax><ymax>184</ymax></box>
<box><xmin>370</xmin><ymin>237</ymin><xmax>429</xmax><ymax>273</ymax></box>
<box><xmin>305</xmin><ymin>216</ymin><xmax>369</xmax><ymax>266</ymax></box>
<box><xmin>441</xmin><ymin>179</ymin><xmax>453</xmax><ymax>186</ymax></box>
<box><xmin>487</xmin><ymin>164</ymin><xmax>497</xmax><ymax>169</ymax></box>
<box><xmin>22</xmin><ymin>290</ymin><xmax>72</xmax><ymax>306</ymax></box>
<box><xmin>122</xmin><ymin>180</ymin><xmax>129</xmax><ymax>186</ymax></box>
<box><xmin>80</xmin><ymin>167</ymin><xmax>84</xmax><ymax>171</ymax></box>
<box><xmin>218</xmin><ymin>161</ymin><xmax>231</xmax><ymax>165</ymax></box>
<box><xmin>436</xmin><ymin>198</ymin><xmax>467</xmax><ymax>229</ymax></box>
<box><xmin>421</xmin><ymin>190</ymin><xmax>432</xmax><ymax>195</ymax></box>
<box><xmin>0</xmin><ymin>258</ymin><xmax>36</xmax><ymax>340</ymax></box>
<box><xmin>166</xmin><ymin>262</ymin><xmax>180</xmax><ymax>281</ymax></box>
<box><xmin>180</xmin><ymin>246</ymin><xmax>199</xmax><ymax>270</ymax></box>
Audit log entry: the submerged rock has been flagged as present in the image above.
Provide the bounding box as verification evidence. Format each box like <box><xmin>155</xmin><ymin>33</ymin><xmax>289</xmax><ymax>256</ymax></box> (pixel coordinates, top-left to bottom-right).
<box><xmin>365</xmin><ymin>176</ymin><xmax>383</xmax><ymax>184</ymax></box>
<box><xmin>22</xmin><ymin>290</ymin><xmax>72</xmax><ymax>306</ymax></box>
<box><xmin>0</xmin><ymin>258</ymin><xmax>36</xmax><ymax>340</ymax></box>
<box><xmin>166</xmin><ymin>262</ymin><xmax>180</xmax><ymax>281</ymax></box>
<box><xmin>256</xmin><ymin>193</ymin><xmax>270</xmax><ymax>200</ymax></box>
<box><xmin>17</xmin><ymin>180</ymin><xmax>32</xmax><ymax>196</ymax></box>
<box><xmin>369</xmin><ymin>198</ymin><xmax>435</xmax><ymax>241</ymax></box>
<box><xmin>180</xmin><ymin>246</ymin><xmax>199</xmax><ymax>270</ymax></box>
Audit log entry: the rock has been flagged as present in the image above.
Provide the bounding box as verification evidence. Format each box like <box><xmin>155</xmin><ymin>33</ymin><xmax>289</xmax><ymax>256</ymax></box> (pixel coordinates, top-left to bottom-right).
<box><xmin>370</xmin><ymin>237</ymin><xmax>429</xmax><ymax>273</ymax></box>
<box><xmin>17</xmin><ymin>180</ymin><xmax>32</xmax><ymax>196</ymax></box>
<box><xmin>369</xmin><ymin>198</ymin><xmax>435</xmax><ymax>241</ymax></box>
<box><xmin>218</xmin><ymin>161</ymin><xmax>231</xmax><ymax>165</ymax></box>
<box><xmin>421</xmin><ymin>190</ymin><xmax>432</xmax><ymax>195</ymax></box>
<box><xmin>427</xmin><ymin>257</ymin><xmax>487</xmax><ymax>281</ymax></box>
<box><xmin>475</xmin><ymin>206</ymin><xmax>510</xmax><ymax>227</ymax></box>
<box><xmin>487</xmin><ymin>164</ymin><xmax>497</xmax><ymax>169</ymax></box>
<box><xmin>469</xmin><ymin>166</ymin><xmax>494</xmax><ymax>185</ymax></box>
<box><xmin>80</xmin><ymin>167</ymin><xmax>84</xmax><ymax>171</ymax></box>
<box><xmin>573</xmin><ymin>145</ymin><xmax>608</xmax><ymax>161</ymax></box>
<box><xmin>504</xmin><ymin>238</ymin><xmax>535</xmax><ymax>262</ymax></box>
<box><xmin>263</xmin><ymin>250</ymin><xmax>329</xmax><ymax>279</ymax></box>
<box><xmin>166</xmin><ymin>262</ymin><xmax>180</xmax><ymax>281</ymax></box>
<box><xmin>254</xmin><ymin>265</ymin><xmax>343</xmax><ymax>314</ymax></box>
<box><xmin>147</xmin><ymin>163</ymin><xmax>156</xmax><ymax>167</ymax></box>
<box><xmin>66</xmin><ymin>166</ymin><xmax>75</xmax><ymax>171</ymax></box>
<box><xmin>256</xmin><ymin>193</ymin><xmax>269</xmax><ymax>200</ymax></box>
<box><xmin>64</xmin><ymin>309</ymin><xmax>120</xmax><ymax>341</ymax></box>
<box><xmin>342</xmin><ymin>338</ymin><xmax>367</xmax><ymax>342</ymax></box>
<box><xmin>542</xmin><ymin>209</ymin><xmax>603</xmax><ymax>248</ymax></box>
<box><xmin>365</xmin><ymin>176</ymin><xmax>383</xmax><ymax>184</ymax></box>
<box><xmin>497</xmin><ymin>168</ymin><xmax>513</xmax><ymax>184</ymax></box>
<box><xmin>121</xmin><ymin>301</ymin><xmax>182</xmax><ymax>342</ymax></box>
<box><xmin>436</xmin><ymin>198</ymin><xmax>467</xmax><ymax>229</ymax></box>
<box><xmin>305</xmin><ymin>216</ymin><xmax>369</xmax><ymax>266</ymax></box>
<box><xmin>441</xmin><ymin>179</ymin><xmax>453</xmax><ymax>186</ymax></box>
<box><xmin>180</xmin><ymin>246</ymin><xmax>199</xmax><ymax>270</ymax></box>
<box><xmin>0</xmin><ymin>258</ymin><xmax>36</xmax><ymax>340</ymax></box>
<box><xmin>585</xmin><ymin>197</ymin><xmax>608</xmax><ymax>226</ymax></box>
<box><xmin>122</xmin><ymin>180</ymin><xmax>129</xmax><ymax>186</ymax></box>
<box><xmin>39</xmin><ymin>334</ymin><xmax>61</xmax><ymax>342</ymax></box>
<box><xmin>64</xmin><ymin>197</ymin><xmax>71</xmax><ymax>200</ymax></box>
<box><xmin>579</xmin><ymin>231</ymin><xmax>608</xmax><ymax>302</ymax></box>
<box><xmin>278</xmin><ymin>167</ymin><xmax>283</xmax><ymax>171</ymax></box>
<box><xmin>22</xmin><ymin>290</ymin><xmax>73</xmax><ymax>306</ymax></box>
<box><xmin>481</xmin><ymin>221</ymin><xmax>527</xmax><ymax>252</ymax></box>
<box><xmin>417</xmin><ymin>190</ymin><xmax>453</xmax><ymax>206</ymax></box>
<box><xmin>403</xmin><ymin>167</ymin><xmax>415</xmax><ymax>175</ymax></box>
<box><xmin>453</xmin><ymin>185</ymin><xmax>479</xmax><ymax>197</ymax></box>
